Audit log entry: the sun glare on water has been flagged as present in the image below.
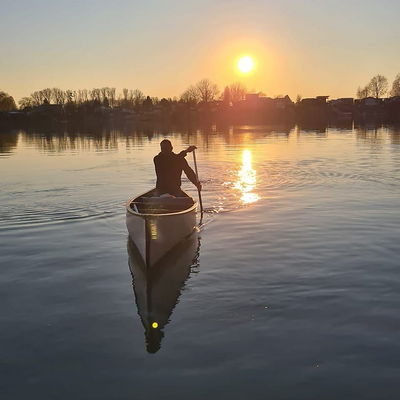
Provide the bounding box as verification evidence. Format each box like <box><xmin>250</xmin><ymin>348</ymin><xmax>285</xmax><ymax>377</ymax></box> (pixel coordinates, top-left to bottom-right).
<box><xmin>234</xmin><ymin>149</ymin><xmax>260</xmax><ymax>205</ymax></box>
<box><xmin>238</xmin><ymin>56</ymin><xmax>255</xmax><ymax>73</ymax></box>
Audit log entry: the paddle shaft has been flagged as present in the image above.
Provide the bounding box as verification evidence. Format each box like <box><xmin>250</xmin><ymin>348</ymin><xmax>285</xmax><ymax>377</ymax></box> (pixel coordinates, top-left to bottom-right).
<box><xmin>192</xmin><ymin>150</ymin><xmax>203</xmax><ymax>215</ymax></box>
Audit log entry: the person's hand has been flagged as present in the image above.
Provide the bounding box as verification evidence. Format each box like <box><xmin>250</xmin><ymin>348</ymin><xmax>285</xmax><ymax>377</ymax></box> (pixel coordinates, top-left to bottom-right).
<box><xmin>186</xmin><ymin>145</ymin><xmax>197</xmax><ymax>153</ymax></box>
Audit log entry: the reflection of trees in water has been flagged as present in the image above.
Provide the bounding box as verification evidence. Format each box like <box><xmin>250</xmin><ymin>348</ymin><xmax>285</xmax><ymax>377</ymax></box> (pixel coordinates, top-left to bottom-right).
<box><xmin>353</xmin><ymin>123</ymin><xmax>400</xmax><ymax>154</ymax></box>
<box><xmin>20</xmin><ymin>126</ymin><xmax>123</xmax><ymax>153</ymax></box>
<box><xmin>355</xmin><ymin>124</ymin><xmax>386</xmax><ymax>147</ymax></box>
<box><xmin>0</xmin><ymin>130</ymin><xmax>19</xmax><ymax>156</ymax></box>
<box><xmin>328</xmin><ymin>121</ymin><xmax>354</xmax><ymax>131</ymax></box>
<box><xmin>389</xmin><ymin>126</ymin><xmax>400</xmax><ymax>146</ymax></box>
<box><xmin>8</xmin><ymin>120</ymin><xmax>400</xmax><ymax>154</ymax></box>
<box><xmin>297</xmin><ymin>120</ymin><xmax>327</xmax><ymax>136</ymax></box>
<box><xmin>9</xmin><ymin>120</ymin><xmax>297</xmax><ymax>154</ymax></box>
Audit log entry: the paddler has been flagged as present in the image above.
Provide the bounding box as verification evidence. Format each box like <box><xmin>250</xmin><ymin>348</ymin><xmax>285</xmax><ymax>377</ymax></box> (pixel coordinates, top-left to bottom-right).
<box><xmin>154</xmin><ymin>139</ymin><xmax>201</xmax><ymax>197</ymax></box>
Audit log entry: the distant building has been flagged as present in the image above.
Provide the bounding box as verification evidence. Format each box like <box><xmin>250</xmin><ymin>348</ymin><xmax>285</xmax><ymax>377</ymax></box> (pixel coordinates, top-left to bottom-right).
<box><xmin>32</xmin><ymin>104</ymin><xmax>64</xmax><ymax>117</ymax></box>
<box><xmin>245</xmin><ymin>93</ymin><xmax>261</xmax><ymax>102</ymax></box>
<box><xmin>240</xmin><ymin>93</ymin><xmax>274</xmax><ymax>109</ymax></box>
<box><xmin>384</xmin><ymin>96</ymin><xmax>400</xmax><ymax>105</ymax></box>
<box><xmin>300</xmin><ymin>96</ymin><xmax>329</xmax><ymax>107</ymax></box>
<box><xmin>274</xmin><ymin>95</ymin><xmax>293</xmax><ymax>109</ymax></box>
<box><xmin>316</xmin><ymin>96</ymin><xmax>330</xmax><ymax>104</ymax></box>
<box><xmin>358</xmin><ymin>97</ymin><xmax>382</xmax><ymax>107</ymax></box>
<box><xmin>329</xmin><ymin>98</ymin><xmax>354</xmax><ymax>116</ymax></box>
<box><xmin>330</xmin><ymin>98</ymin><xmax>354</xmax><ymax>107</ymax></box>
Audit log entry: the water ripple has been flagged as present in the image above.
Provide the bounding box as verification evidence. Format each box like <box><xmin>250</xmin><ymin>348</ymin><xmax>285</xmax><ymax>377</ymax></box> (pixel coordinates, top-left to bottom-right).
<box><xmin>0</xmin><ymin>199</ymin><xmax>120</xmax><ymax>231</ymax></box>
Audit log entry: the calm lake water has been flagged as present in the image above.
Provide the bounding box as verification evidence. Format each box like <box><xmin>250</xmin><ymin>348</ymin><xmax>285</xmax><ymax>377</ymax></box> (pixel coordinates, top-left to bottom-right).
<box><xmin>1</xmin><ymin>122</ymin><xmax>400</xmax><ymax>399</ymax></box>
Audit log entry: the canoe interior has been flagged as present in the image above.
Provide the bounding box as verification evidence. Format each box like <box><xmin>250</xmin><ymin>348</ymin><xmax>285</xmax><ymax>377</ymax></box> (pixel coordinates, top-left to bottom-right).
<box><xmin>130</xmin><ymin>189</ymin><xmax>195</xmax><ymax>215</ymax></box>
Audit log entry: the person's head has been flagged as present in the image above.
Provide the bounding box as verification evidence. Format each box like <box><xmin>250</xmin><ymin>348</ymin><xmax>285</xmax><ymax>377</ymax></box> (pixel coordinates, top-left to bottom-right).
<box><xmin>160</xmin><ymin>139</ymin><xmax>173</xmax><ymax>153</ymax></box>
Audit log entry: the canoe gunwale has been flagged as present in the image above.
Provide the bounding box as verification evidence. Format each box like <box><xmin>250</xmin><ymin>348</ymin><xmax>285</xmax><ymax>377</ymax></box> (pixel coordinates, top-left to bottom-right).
<box><xmin>126</xmin><ymin>189</ymin><xmax>197</xmax><ymax>219</ymax></box>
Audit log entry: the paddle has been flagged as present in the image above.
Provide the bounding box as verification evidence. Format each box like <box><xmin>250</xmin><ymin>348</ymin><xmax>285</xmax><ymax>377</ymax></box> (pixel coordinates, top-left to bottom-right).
<box><xmin>192</xmin><ymin>150</ymin><xmax>204</xmax><ymax>220</ymax></box>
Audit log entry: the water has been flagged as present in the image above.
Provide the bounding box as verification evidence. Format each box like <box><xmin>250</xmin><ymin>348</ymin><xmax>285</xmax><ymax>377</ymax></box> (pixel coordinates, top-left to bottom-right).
<box><xmin>1</xmin><ymin>123</ymin><xmax>400</xmax><ymax>399</ymax></box>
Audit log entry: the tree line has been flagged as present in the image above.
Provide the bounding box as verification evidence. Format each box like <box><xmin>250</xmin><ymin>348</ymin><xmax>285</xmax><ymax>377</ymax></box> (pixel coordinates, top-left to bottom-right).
<box><xmin>0</xmin><ymin>79</ymin><xmax>250</xmax><ymax>113</ymax></box>
<box><xmin>357</xmin><ymin>74</ymin><xmax>400</xmax><ymax>99</ymax></box>
<box><xmin>1</xmin><ymin>73</ymin><xmax>400</xmax><ymax>113</ymax></box>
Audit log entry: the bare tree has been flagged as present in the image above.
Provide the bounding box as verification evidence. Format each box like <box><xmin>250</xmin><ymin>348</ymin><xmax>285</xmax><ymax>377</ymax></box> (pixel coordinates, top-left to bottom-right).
<box><xmin>42</xmin><ymin>88</ymin><xmax>53</xmax><ymax>103</ymax></box>
<box><xmin>19</xmin><ymin>97</ymin><xmax>33</xmax><ymax>109</ymax></box>
<box><xmin>95</xmin><ymin>88</ymin><xmax>101</xmax><ymax>102</ymax></box>
<box><xmin>81</xmin><ymin>89</ymin><xmax>88</xmax><ymax>103</ymax></box>
<box><xmin>52</xmin><ymin>88</ymin><xmax>67</xmax><ymax>105</ymax></box>
<box><xmin>89</xmin><ymin>89</ymin><xmax>96</xmax><ymax>101</ymax></box>
<box><xmin>195</xmin><ymin>79</ymin><xmax>219</xmax><ymax>103</ymax></box>
<box><xmin>128</xmin><ymin>89</ymin><xmax>135</xmax><ymax>108</ymax></box>
<box><xmin>75</xmin><ymin>90</ymin><xmax>82</xmax><ymax>104</ymax></box>
<box><xmin>368</xmin><ymin>74</ymin><xmax>388</xmax><ymax>98</ymax></box>
<box><xmin>90</xmin><ymin>88</ymin><xmax>101</xmax><ymax>102</ymax></box>
<box><xmin>390</xmin><ymin>73</ymin><xmax>400</xmax><ymax>97</ymax></box>
<box><xmin>100</xmin><ymin>87</ymin><xmax>108</xmax><ymax>102</ymax></box>
<box><xmin>121</xmin><ymin>88</ymin><xmax>129</xmax><ymax>108</ymax></box>
<box><xmin>31</xmin><ymin>91</ymin><xmax>44</xmax><ymax>106</ymax></box>
<box><xmin>66</xmin><ymin>90</ymin><xmax>74</xmax><ymax>103</ymax></box>
<box><xmin>180</xmin><ymin>85</ymin><xmax>199</xmax><ymax>105</ymax></box>
<box><xmin>132</xmin><ymin>89</ymin><xmax>145</xmax><ymax>108</ymax></box>
<box><xmin>108</xmin><ymin>87</ymin><xmax>116</xmax><ymax>107</ymax></box>
<box><xmin>222</xmin><ymin>86</ymin><xmax>231</xmax><ymax>102</ymax></box>
<box><xmin>116</xmin><ymin>93</ymin><xmax>123</xmax><ymax>107</ymax></box>
<box><xmin>356</xmin><ymin>85</ymin><xmax>371</xmax><ymax>99</ymax></box>
<box><xmin>296</xmin><ymin>94</ymin><xmax>302</xmax><ymax>104</ymax></box>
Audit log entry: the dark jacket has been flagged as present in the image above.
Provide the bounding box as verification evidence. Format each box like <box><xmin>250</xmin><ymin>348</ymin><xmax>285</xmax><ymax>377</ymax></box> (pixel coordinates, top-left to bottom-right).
<box><xmin>154</xmin><ymin>151</ymin><xmax>197</xmax><ymax>195</ymax></box>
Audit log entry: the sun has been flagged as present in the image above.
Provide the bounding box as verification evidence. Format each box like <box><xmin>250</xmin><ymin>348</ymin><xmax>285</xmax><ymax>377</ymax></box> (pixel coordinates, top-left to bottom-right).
<box><xmin>238</xmin><ymin>56</ymin><xmax>254</xmax><ymax>74</ymax></box>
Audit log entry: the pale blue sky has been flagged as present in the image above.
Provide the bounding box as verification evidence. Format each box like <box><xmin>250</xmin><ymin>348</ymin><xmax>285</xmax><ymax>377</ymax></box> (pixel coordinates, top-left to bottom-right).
<box><xmin>1</xmin><ymin>0</ymin><xmax>400</xmax><ymax>102</ymax></box>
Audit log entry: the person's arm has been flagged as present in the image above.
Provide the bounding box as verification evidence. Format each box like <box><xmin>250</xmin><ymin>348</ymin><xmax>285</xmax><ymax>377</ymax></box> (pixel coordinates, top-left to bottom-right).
<box><xmin>182</xmin><ymin>158</ymin><xmax>201</xmax><ymax>190</ymax></box>
<box><xmin>178</xmin><ymin>145</ymin><xmax>197</xmax><ymax>158</ymax></box>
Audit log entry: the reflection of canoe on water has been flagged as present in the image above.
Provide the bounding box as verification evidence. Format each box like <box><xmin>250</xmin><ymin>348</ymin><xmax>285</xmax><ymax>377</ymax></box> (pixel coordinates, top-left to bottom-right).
<box><xmin>128</xmin><ymin>232</ymin><xmax>200</xmax><ymax>353</ymax></box>
<box><xmin>126</xmin><ymin>189</ymin><xmax>197</xmax><ymax>268</ymax></box>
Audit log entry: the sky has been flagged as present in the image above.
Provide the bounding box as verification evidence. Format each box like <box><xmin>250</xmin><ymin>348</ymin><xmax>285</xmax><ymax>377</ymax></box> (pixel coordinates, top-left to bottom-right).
<box><xmin>1</xmin><ymin>0</ymin><xmax>400</xmax><ymax>103</ymax></box>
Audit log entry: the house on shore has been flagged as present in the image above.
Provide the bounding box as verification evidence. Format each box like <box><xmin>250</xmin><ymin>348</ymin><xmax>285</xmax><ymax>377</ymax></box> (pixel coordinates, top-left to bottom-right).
<box><xmin>274</xmin><ymin>95</ymin><xmax>294</xmax><ymax>109</ymax></box>
<box><xmin>355</xmin><ymin>97</ymin><xmax>383</xmax><ymax>107</ymax></box>
<box><xmin>297</xmin><ymin>96</ymin><xmax>329</xmax><ymax>119</ymax></box>
<box><xmin>31</xmin><ymin>104</ymin><xmax>64</xmax><ymax>118</ymax></box>
<box><xmin>329</xmin><ymin>98</ymin><xmax>354</xmax><ymax>116</ymax></box>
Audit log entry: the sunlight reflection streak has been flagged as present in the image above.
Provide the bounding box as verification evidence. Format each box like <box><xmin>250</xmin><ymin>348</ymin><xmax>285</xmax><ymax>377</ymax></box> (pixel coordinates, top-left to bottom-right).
<box><xmin>234</xmin><ymin>149</ymin><xmax>260</xmax><ymax>205</ymax></box>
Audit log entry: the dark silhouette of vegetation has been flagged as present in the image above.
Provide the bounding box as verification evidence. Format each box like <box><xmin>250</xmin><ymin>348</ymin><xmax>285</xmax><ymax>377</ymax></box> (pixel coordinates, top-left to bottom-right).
<box><xmin>357</xmin><ymin>74</ymin><xmax>390</xmax><ymax>99</ymax></box>
<box><xmin>227</xmin><ymin>82</ymin><xmax>247</xmax><ymax>102</ymax></box>
<box><xmin>391</xmin><ymin>73</ymin><xmax>400</xmax><ymax>97</ymax></box>
<box><xmin>0</xmin><ymin>91</ymin><xmax>16</xmax><ymax>111</ymax></box>
<box><xmin>356</xmin><ymin>85</ymin><xmax>371</xmax><ymax>99</ymax></box>
<box><xmin>180</xmin><ymin>79</ymin><xmax>220</xmax><ymax>104</ymax></box>
<box><xmin>1</xmin><ymin>72</ymin><xmax>400</xmax><ymax>128</ymax></box>
<box><xmin>369</xmin><ymin>75</ymin><xmax>388</xmax><ymax>99</ymax></box>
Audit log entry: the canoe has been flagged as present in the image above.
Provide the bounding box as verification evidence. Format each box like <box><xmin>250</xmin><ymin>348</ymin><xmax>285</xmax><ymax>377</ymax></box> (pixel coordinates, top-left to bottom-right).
<box><xmin>127</xmin><ymin>232</ymin><xmax>200</xmax><ymax>353</ymax></box>
<box><xmin>126</xmin><ymin>189</ymin><xmax>197</xmax><ymax>268</ymax></box>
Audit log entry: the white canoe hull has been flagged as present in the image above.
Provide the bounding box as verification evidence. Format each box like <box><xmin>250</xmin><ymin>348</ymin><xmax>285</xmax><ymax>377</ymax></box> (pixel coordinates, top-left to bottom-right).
<box><xmin>126</xmin><ymin>189</ymin><xmax>197</xmax><ymax>268</ymax></box>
